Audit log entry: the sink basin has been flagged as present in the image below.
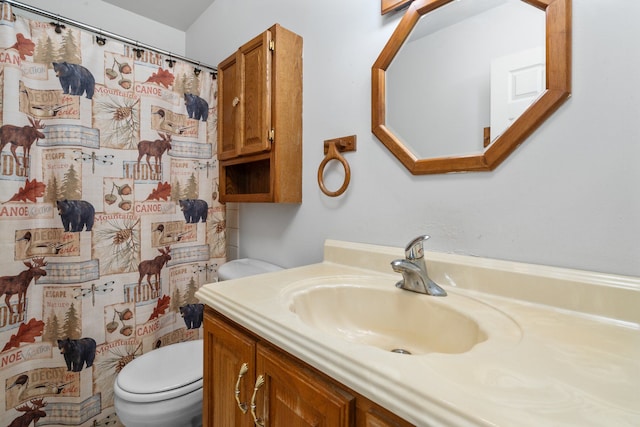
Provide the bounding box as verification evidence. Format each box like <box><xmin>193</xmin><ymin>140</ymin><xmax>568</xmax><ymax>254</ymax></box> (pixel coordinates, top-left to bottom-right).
<box><xmin>284</xmin><ymin>275</ymin><xmax>521</xmax><ymax>355</ymax></box>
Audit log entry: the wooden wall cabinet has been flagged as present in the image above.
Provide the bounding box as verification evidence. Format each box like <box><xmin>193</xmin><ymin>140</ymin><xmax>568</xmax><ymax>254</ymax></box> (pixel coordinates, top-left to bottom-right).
<box><xmin>204</xmin><ymin>307</ymin><xmax>415</xmax><ymax>427</ymax></box>
<box><xmin>217</xmin><ymin>24</ymin><xmax>303</xmax><ymax>203</ymax></box>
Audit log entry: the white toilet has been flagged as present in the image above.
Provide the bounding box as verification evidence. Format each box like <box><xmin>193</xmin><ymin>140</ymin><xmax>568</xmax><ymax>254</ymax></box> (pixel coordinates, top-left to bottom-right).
<box><xmin>113</xmin><ymin>258</ymin><xmax>282</xmax><ymax>427</ymax></box>
<box><xmin>113</xmin><ymin>340</ymin><xmax>204</xmax><ymax>427</ymax></box>
<box><xmin>217</xmin><ymin>258</ymin><xmax>284</xmax><ymax>281</ymax></box>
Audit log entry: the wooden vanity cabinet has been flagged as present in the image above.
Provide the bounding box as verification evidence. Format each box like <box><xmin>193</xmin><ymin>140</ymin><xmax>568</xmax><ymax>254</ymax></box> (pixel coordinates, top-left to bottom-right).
<box><xmin>203</xmin><ymin>308</ymin><xmax>255</xmax><ymax>426</ymax></box>
<box><xmin>217</xmin><ymin>24</ymin><xmax>302</xmax><ymax>203</ymax></box>
<box><xmin>256</xmin><ymin>344</ymin><xmax>354</xmax><ymax>425</ymax></box>
<box><xmin>355</xmin><ymin>399</ymin><xmax>415</xmax><ymax>427</ymax></box>
<box><xmin>203</xmin><ymin>307</ymin><xmax>415</xmax><ymax>427</ymax></box>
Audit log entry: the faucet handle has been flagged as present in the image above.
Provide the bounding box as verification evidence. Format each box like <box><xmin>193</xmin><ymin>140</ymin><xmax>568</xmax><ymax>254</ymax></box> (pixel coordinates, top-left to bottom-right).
<box><xmin>405</xmin><ymin>235</ymin><xmax>430</xmax><ymax>260</ymax></box>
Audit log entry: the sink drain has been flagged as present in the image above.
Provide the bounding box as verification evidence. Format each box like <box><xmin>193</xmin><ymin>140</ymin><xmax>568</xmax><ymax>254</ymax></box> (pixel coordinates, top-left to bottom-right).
<box><xmin>390</xmin><ymin>348</ymin><xmax>412</xmax><ymax>355</ymax></box>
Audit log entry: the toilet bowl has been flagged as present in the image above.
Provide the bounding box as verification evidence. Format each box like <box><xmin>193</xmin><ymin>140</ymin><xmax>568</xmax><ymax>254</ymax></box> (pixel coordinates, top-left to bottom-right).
<box><xmin>113</xmin><ymin>339</ymin><xmax>203</xmax><ymax>427</ymax></box>
<box><xmin>114</xmin><ymin>258</ymin><xmax>282</xmax><ymax>426</ymax></box>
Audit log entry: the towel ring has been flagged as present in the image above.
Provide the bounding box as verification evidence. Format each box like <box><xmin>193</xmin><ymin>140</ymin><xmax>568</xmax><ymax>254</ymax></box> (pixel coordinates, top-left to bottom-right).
<box><xmin>317</xmin><ymin>136</ymin><xmax>356</xmax><ymax>197</ymax></box>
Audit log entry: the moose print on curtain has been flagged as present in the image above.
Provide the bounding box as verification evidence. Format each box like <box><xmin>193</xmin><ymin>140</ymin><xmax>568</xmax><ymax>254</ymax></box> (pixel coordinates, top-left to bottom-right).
<box><xmin>0</xmin><ymin>6</ymin><xmax>225</xmax><ymax>426</ymax></box>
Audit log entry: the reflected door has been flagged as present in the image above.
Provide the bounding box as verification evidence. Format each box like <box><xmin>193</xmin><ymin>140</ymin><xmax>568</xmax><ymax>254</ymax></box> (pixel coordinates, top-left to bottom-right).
<box><xmin>490</xmin><ymin>46</ymin><xmax>545</xmax><ymax>142</ymax></box>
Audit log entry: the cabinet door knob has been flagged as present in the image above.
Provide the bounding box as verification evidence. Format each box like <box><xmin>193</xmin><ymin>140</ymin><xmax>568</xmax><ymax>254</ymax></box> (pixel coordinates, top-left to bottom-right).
<box><xmin>232</xmin><ymin>96</ymin><xmax>240</xmax><ymax>107</ymax></box>
<box><xmin>250</xmin><ymin>374</ymin><xmax>266</xmax><ymax>426</ymax></box>
<box><xmin>234</xmin><ymin>363</ymin><xmax>249</xmax><ymax>414</ymax></box>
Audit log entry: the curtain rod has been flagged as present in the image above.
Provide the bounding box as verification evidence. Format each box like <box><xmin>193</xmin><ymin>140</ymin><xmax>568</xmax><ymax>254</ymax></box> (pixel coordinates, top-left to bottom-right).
<box><xmin>3</xmin><ymin>0</ymin><xmax>217</xmax><ymax>75</ymax></box>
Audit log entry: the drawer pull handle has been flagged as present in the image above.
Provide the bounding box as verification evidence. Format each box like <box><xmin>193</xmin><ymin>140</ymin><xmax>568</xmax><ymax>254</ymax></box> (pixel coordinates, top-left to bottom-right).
<box><xmin>250</xmin><ymin>374</ymin><xmax>265</xmax><ymax>426</ymax></box>
<box><xmin>234</xmin><ymin>363</ymin><xmax>249</xmax><ymax>414</ymax></box>
<box><xmin>232</xmin><ymin>96</ymin><xmax>240</xmax><ymax>107</ymax></box>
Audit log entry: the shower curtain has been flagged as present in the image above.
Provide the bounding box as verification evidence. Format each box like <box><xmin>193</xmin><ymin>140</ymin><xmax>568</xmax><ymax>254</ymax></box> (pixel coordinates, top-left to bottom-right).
<box><xmin>0</xmin><ymin>5</ymin><xmax>225</xmax><ymax>426</ymax></box>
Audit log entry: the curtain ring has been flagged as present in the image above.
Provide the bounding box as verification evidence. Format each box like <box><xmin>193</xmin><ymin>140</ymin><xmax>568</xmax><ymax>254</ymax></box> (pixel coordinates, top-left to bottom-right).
<box><xmin>96</xmin><ymin>30</ymin><xmax>106</xmax><ymax>46</ymax></box>
<box><xmin>133</xmin><ymin>42</ymin><xmax>144</xmax><ymax>58</ymax></box>
<box><xmin>317</xmin><ymin>140</ymin><xmax>351</xmax><ymax>197</ymax></box>
<box><xmin>51</xmin><ymin>15</ymin><xmax>65</xmax><ymax>33</ymax></box>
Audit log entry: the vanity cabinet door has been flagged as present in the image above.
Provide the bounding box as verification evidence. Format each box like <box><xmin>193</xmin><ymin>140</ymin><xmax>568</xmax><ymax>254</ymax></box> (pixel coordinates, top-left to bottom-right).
<box><xmin>204</xmin><ymin>309</ymin><xmax>256</xmax><ymax>427</ymax></box>
<box><xmin>356</xmin><ymin>399</ymin><xmax>415</xmax><ymax>427</ymax></box>
<box><xmin>254</xmin><ymin>343</ymin><xmax>355</xmax><ymax>426</ymax></box>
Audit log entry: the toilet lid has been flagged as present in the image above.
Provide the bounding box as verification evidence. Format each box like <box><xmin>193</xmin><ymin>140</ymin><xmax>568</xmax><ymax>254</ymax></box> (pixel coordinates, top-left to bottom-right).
<box><xmin>116</xmin><ymin>340</ymin><xmax>203</xmax><ymax>398</ymax></box>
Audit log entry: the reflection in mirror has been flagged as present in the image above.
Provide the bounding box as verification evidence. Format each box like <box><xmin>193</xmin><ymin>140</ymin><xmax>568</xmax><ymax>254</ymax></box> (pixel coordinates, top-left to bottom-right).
<box><xmin>387</xmin><ymin>0</ymin><xmax>545</xmax><ymax>158</ymax></box>
<box><xmin>372</xmin><ymin>0</ymin><xmax>571</xmax><ymax>175</ymax></box>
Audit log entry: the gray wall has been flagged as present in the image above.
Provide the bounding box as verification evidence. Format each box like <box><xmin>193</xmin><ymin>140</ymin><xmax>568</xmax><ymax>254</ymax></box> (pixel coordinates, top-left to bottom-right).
<box><xmin>19</xmin><ymin>0</ymin><xmax>185</xmax><ymax>54</ymax></box>
<box><xmin>187</xmin><ymin>0</ymin><xmax>640</xmax><ymax>275</ymax></box>
<box><xmin>187</xmin><ymin>0</ymin><xmax>639</xmax><ymax>277</ymax></box>
<box><xmin>19</xmin><ymin>0</ymin><xmax>639</xmax><ymax>277</ymax></box>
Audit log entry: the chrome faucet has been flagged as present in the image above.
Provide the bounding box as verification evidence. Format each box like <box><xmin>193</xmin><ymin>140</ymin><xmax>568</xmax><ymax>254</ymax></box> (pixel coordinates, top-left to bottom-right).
<box><xmin>391</xmin><ymin>235</ymin><xmax>447</xmax><ymax>296</ymax></box>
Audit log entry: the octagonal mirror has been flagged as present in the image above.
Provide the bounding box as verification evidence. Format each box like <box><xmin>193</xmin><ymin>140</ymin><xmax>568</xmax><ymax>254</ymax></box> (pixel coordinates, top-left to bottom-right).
<box><xmin>372</xmin><ymin>0</ymin><xmax>571</xmax><ymax>174</ymax></box>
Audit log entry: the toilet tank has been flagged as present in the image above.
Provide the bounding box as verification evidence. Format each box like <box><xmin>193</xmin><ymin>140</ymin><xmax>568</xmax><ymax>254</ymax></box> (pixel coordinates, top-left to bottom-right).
<box><xmin>217</xmin><ymin>258</ymin><xmax>283</xmax><ymax>281</ymax></box>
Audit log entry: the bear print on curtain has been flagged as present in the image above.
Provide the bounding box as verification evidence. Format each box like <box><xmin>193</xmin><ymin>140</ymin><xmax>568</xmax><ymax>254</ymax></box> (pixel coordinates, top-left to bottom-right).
<box><xmin>0</xmin><ymin>6</ymin><xmax>225</xmax><ymax>426</ymax></box>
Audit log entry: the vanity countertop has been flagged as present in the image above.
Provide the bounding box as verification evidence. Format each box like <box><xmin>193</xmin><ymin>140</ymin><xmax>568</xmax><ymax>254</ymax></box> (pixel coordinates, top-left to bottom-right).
<box><xmin>196</xmin><ymin>240</ymin><xmax>640</xmax><ymax>426</ymax></box>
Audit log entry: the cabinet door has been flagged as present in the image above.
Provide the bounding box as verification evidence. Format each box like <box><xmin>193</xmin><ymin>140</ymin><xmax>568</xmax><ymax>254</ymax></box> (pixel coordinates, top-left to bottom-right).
<box><xmin>356</xmin><ymin>399</ymin><xmax>415</xmax><ymax>427</ymax></box>
<box><xmin>238</xmin><ymin>29</ymin><xmax>272</xmax><ymax>157</ymax></box>
<box><xmin>218</xmin><ymin>52</ymin><xmax>241</xmax><ymax>160</ymax></box>
<box><xmin>254</xmin><ymin>344</ymin><xmax>354</xmax><ymax>426</ymax></box>
<box><xmin>204</xmin><ymin>311</ymin><xmax>256</xmax><ymax>427</ymax></box>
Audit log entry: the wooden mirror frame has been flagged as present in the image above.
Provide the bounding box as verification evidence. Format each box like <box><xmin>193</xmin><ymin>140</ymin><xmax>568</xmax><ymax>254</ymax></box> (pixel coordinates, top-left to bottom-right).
<box><xmin>381</xmin><ymin>0</ymin><xmax>413</xmax><ymax>15</ymax></box>
<box><xmin>372</xmin><ymin>0</ymin><xmax>571</xmax><ymax>175</ymax></box>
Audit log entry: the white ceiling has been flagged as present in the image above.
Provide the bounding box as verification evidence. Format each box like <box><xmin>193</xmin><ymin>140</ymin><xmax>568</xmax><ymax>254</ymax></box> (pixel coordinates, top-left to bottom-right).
<box><xmin>102</xmin><ymin>0</ymin><xmax>215</xmax><ymax>31</ymax></box>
